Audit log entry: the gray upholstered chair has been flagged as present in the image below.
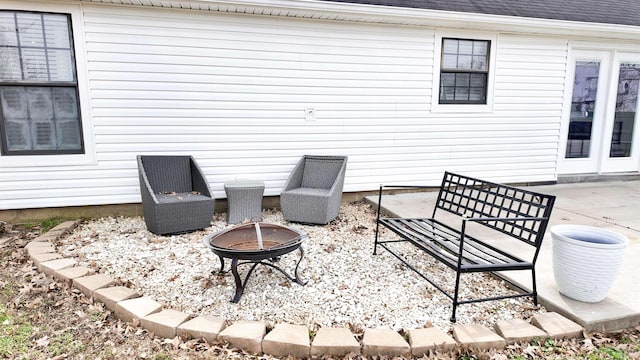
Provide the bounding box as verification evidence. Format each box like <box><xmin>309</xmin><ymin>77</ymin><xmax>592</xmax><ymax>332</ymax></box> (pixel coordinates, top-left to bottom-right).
<box><xmin>280</xmin><ymin>155</ymin><xmax>348</xmax><ymax>224</ymax></box>
<box><xmin>137</xmin><ymin>155</ymin><xmax>215</xmax><ymax>235</ymax></box>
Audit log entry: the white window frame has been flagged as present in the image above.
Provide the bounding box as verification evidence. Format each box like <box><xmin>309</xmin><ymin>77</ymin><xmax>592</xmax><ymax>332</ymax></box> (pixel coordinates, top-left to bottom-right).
<box><xmin>0</xmin><ymin>1</ymin><xmax>94</xmax><ymax>167</ymax></box>
<box><xmin>431</xmin><ymin>30</ymin><xmax>497</xmax><ymax>113</ymax></box>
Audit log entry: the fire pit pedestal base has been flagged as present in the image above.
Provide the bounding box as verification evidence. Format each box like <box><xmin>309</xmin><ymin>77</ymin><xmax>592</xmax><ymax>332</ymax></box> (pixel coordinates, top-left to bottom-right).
<box><xmin>217</xmin><ymin>250</ymin><xmax>307</xmax><ymax>303</ymax></box>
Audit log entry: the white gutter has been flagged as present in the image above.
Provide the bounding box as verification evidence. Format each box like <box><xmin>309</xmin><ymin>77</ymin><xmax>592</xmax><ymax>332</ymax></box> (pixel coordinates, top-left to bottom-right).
<box><xmin>80</xmin><ymin>0</ymin><xmax>640</xmax><ymax>41</ymax></box>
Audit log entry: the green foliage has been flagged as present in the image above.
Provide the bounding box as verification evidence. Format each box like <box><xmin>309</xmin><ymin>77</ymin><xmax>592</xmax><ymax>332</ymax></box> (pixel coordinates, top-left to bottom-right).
<box><xmin>587</xmin><ymin>346</ymin><xmax>629</xmax><ymax>360</ymax></box>
<box><xmin>155</xmin><ymin>353</ymin><xmax>171</xmax><ymax>360</ymax></box>
<box><xmin>39</xmin><ymin>218</ymin><xmax>63</xmax><ymax>233</ymax></box>
<box><xmin>510</xmin><ymin>355</ymin><xmax>528</xmax><ymax>360</ymax></box>
<box><xmin>0</xmin><ymin>304</ymin><xmax>34</xmax><ymax>358</ymax></box>
<box><xmin>48</xmin><ymin>331</ymin><xmax>86</xmax><ymax>357</ymax></box>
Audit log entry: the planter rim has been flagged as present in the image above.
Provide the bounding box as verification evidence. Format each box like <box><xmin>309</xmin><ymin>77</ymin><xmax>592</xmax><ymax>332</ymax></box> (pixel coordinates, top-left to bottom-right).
<box><xmin>550</xmin><ymin>224</ymin><xmax>629</xmax><ymax>249</ymax></box>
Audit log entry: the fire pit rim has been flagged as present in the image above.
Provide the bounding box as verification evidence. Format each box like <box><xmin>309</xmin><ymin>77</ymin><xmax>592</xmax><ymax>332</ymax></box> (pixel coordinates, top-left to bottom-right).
<box><xmin>202</xmin><ymin>222</ymin><xmax>307</xmax><ymax>260</ymax></box>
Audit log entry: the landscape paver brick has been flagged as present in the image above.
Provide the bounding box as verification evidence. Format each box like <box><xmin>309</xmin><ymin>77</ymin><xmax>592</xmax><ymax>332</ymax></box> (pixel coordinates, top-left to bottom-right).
<box><xmin>176</xmin><ymin>315</ymin><xmax>226</xmax><ymax>344</ymax></box>
<box><xmin>93</xmin><ymin>286</ymin><xmax>141</xmax><ymax>311</ymax></box>
<box><xmin>25</xmin><ymin>241</ymin><xmax>56</xmax><ymax>254</ymax></box>
<box><xmin>262</xmin><ymin>323</ymin><xmax>310</xmax><ymax>358</ymax></box>
<box><xmin>31</xmin><ymin>252</ymin><xmax>63</xmax><ymax>270</ymax></box>
<box><xmin>362</xmin><ymin>328</ymin><xmax>411</xmax><ymax>357</ymax></box>
<box><xmin>310</xmin><ymin>327</ymin><xmax>361</xmax><ymax>356</ymax></box>
<box><xmin>531</xmin><ymin>312</ymin><xmax>584</xmax><ymax>339</ymax></box>
<box><xmin>140</xmin><ymin>309</ymin><xmax>191</xmax><ymax>339</ymax></box>
<box><xmin>115</xmin><ymin>296</ymin><xmax>163</xmax><ymax>323</ymax></box>
<box><xmin>53</xmin><ymin>266</ymin><xmax>95</xmax><ymax>284</ymax></box>
<box><xmin>408</xmin><ymin>327</ymin><xmax>457</xmax><ymax>356</ymax></box>
<box><xmin>73</xmin><ymin>273</ymin><xmax>115</xmax><ymax>298</ymax></box>
<box><xmin>495</xmin><ymin>318</ymin><xmax>548</xmax><ymax>343</ymax></box>
<box><xmin>453</xmin><ymin>324</ymin><xmax>506</xmax><ymax>350</ymax></box>
<box><xmin>218</xmin><ymin>320</ymin><xmax>266</xmax><ymax>355</ymax></box>
<box><xmin>40</xmin><ymin>258</ymin><xmax>77</xmax><ymax>276</ymax></box>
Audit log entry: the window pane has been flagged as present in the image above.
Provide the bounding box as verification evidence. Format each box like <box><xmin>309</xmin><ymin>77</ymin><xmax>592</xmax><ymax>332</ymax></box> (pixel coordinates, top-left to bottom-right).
<box><xmin>472</xmin><ymin>55</ymin><xmax>487</xmax><ymax>70</ymax></box>
<box><xmin>473</xmin><ymin>41</ymin><xmax>488</xmax><ymax>55</ymax></box>
<box><xmin>33</xmin><ymin>120</ymin><xmax>55</xmax><ymax>149</ymax></box>
<box><xmin>442</xmin><ymin>39</ymin><xmax>458</xmax><ymax>54</ymax></box>
<box><xmin>442</xmin><ymin>54</ymin><xmax>458</xmax><ymax>69</ymax></box>
<box><xmin>470</xmin><ymin>74</ymin><xmax>486</xmax><ymax>87</ymax></box>
<box><xmin>16</xmin><ymin>13</ymin><xmax>45</xmax><ymax>47</ymax></box>
<box><xmin>5</xmin><ymin>120</ymin><xmax>31</xmax><ymax>150</ymax></box>
<box><xmin>440</xmin><ymin>73</ymin><xmax>456</xmax><ymax>87</ymax></box>
<box><xmin>455</xmin><ymin>73</ymin><xmax>470</xmax><ymax>86</ymax></box>
<box><xmin>43</xmin><ymin>14</ymin><xmax>70</xmax><ymax>48</ymax></box>
<box><xmin>0</xmin><ymin>87</ymin><xmax>28</xmax><ymax>117</ymax></box>
<box><xmin>610</xmin><ymin>62</ymin><xmax>640</xmax><ymax>158</ymax></box>
<box><xmin>21</xmin><ymin>48</ymin><xmax>49</xmax><ymax>80</ymax></box>
<box><xmin>27</xmin><ymin>87</ymin><xmax>54</xmax><ymax>118</ymax></box>
<box><xmin>440</xmin><ymin>86</ymin><xmax>455</xmax><ymax>101</ymax></box>
<box><xmin>458</xmin><ymin>40</ymin><xmax>473</xmax><ymax>55</ymax></box>
<box><xmin>52</xmin><ymin>87</ymin><xmax>78</xmax><ymax>118</ymax></box>
<box><xmin>566</xmin><ymin>61</ymin><xmax>599</xmax><ymax>158</ymax></box>
<box><xmin>58</xmin><ymin>119</ymin><xmax>81</xmax><ymax>148</ymax></box>
<box><xmin>469</xmin><ymin>87</ymin><xmax>485</xmax><ymax>102</ymax></box>
<box><xmin>0</xmin><ymin>48</ymin><xmax>21</xmax><ymax>79</ymax></box>
<box><xmin>457</xmin><ymin>55</ymin><xmax>472</xmax><ymax>69</ymax></box>
<box><xmin>0</xmin><ymin>12</ymin><xmax>18</xmax><ymax>46</ymax></box>
<box><xmin>48</xmin><ymin>49</ymin><xmax>74</xmax><ymax>81</ymax></box>
<box><xmin>455</xmin><ymin>87</ymin><xmax>469</xmax><ymax>101</ymax></box>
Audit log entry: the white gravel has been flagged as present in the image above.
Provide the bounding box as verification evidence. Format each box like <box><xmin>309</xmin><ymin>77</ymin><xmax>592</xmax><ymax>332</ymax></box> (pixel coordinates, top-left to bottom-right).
<box><xmin>60</xmin><ymin>202</ymin><xmax>545</xmax><ymax>333</ymax></box>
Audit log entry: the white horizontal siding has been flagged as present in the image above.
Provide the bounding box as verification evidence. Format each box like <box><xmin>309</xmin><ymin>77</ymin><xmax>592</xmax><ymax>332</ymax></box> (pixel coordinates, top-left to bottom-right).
<box><xmin>1</xmin><ymin>3</ymin><xmax>573</xmax><ymax>210</ymax></box>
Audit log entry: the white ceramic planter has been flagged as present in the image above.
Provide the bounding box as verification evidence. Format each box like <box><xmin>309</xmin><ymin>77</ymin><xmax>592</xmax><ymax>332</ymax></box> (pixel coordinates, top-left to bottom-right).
<box><xmin>551</xmin><ymin>224</ymin><xmax>629</xmax><ymax>303</ymax></box>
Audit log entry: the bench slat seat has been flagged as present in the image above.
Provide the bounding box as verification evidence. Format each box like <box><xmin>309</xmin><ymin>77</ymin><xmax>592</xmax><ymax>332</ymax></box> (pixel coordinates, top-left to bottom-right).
<box><xmin>374</xmin><ymin>171</ymin><xmax>556</xmax><ymax>322</ymax></box>
<box><xmin>379</xmin><ymin>218</ymin><xmax>532</xmax><ymax>271</ymax></box>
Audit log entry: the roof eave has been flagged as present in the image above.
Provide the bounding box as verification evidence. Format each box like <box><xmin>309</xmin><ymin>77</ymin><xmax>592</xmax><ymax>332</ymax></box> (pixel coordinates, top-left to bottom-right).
<box><xmin>80</xmin><ymin>0</ymin><xmax>640</xmax><ymax>41</ymax></box>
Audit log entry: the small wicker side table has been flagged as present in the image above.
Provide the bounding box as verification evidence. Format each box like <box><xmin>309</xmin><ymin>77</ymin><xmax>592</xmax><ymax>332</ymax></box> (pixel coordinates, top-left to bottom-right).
<box><xmin>224</xmin><ymin>180</ymin><xmax>265</xmax><ymax>224</ymax></box>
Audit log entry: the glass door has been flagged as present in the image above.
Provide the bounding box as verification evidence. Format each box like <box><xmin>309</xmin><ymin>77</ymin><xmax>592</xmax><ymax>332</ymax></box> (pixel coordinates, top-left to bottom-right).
<box><xmin>558</xmin><ymin>51</ymin><xmax>610</xmax><ymax>174</ymax></box>
<box><xmin>600</xmin><ymin>56</ymin><xmax>640</xmax><ymax>172</ymax></box>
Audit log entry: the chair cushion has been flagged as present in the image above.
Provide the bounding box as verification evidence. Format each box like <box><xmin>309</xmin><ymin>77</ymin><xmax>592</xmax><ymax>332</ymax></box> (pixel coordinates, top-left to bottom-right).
<box><xmin>156</xmin><ymin>192</ymin><xmax>212</xmax><ymax>203</ymax></box>
<box><xmin>300</xmin><ymin>158</ymin><xmax>344</xmax><ymax>189</ymax></box>
<box><xmin>284</xmin><ymin>187</ymin><xmax>331</xmax><ymax>197</ymax></box>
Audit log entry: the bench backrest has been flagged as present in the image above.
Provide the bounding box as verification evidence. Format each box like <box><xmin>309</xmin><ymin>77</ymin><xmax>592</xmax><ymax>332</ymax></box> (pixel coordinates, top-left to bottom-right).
<box><xmin>435</xmin><ymin>171</ymin><xmax>556</xmax><ymax>247</ymax></box>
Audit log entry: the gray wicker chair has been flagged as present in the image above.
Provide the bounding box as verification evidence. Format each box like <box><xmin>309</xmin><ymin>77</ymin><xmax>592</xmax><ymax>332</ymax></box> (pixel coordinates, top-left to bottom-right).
<box><xmin>137</xmin><ymin>155</ymin><xmax>215</xmax><ymax>235</ymax></box>
<box><xmin>280</xmin><ymin>155</ymin><xmax>348</xmax><ymax>224</ymax></box>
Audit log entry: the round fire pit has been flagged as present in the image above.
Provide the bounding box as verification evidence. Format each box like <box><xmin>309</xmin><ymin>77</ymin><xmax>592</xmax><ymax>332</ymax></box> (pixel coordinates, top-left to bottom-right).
<box><xmin>203</xmin><ymin>222</ymin><xmax>307</xmax><ymax>302</ymax></box>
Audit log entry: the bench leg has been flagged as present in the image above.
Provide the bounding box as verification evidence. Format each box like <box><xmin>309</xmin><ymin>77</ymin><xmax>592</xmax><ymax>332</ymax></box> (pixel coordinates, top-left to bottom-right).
<box><xmin>450</xmin><ymin>271</ymin><xmax>462</xmax><ymax>323</ymax></box>
<box><xmin>532</xmin><ymin>268</ymin><xmax>538</xmax><ymax>306</ymax></box>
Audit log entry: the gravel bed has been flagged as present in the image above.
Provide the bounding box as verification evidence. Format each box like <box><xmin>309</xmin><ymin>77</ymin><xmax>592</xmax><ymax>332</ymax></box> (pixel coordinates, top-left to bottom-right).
<box><xmin>60</xmin><ymin>202</ymin><xmax>545</xmax><ymax>333</ymax></box>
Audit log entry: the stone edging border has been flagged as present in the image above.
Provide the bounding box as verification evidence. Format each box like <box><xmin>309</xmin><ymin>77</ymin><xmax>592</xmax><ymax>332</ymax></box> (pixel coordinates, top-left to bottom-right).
<box><xmin>25</xmin><ymin>221</ymin><xmax>586</xmax><ymax>358</ymax></box>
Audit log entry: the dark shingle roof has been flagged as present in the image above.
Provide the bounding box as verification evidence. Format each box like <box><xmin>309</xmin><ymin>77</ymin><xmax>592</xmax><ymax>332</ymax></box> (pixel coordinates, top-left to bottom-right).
<box><xmin>323</xmin><ymin>0</ymin><xmax>640</xmax><ymax>27</ymax></box>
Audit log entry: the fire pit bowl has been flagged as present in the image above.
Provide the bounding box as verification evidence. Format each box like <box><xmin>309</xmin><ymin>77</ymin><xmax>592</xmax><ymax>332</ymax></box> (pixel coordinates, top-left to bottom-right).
<box><xmin>203</xmin><ymin>222</ymin><xmax>307</xmax><ymax>302</ymax></box>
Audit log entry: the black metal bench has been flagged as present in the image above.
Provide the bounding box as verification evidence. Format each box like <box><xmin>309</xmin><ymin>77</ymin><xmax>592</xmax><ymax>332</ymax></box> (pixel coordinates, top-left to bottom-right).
<box><xmin>374</xmin><ymin>171</ymin><xmax>556</xmax><ymax>322</ymax></box>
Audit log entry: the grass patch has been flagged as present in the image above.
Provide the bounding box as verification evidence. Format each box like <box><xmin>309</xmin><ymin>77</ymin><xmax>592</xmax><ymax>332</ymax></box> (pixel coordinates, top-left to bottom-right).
<box><xmin>587</xmin><ymin>346</ymin><xmax>630</xmax><ymax>360</ymax></box>
<box><xmin>0</xmin><ymin>304</ymin><xmax>34</xmax><ymax>358</ymax></box>
<box><xmin>48</xmin><ymin>331</ymin><xmax>86</xmax><ymax>357</ymax></box>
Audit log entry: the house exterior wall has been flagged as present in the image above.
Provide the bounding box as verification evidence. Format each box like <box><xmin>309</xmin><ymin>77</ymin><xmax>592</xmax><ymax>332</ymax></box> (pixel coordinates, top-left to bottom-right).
<box><xmin>0</xmin><ymin>1</ymin><xmax>608</xmax><ymax>210</ymax></box>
